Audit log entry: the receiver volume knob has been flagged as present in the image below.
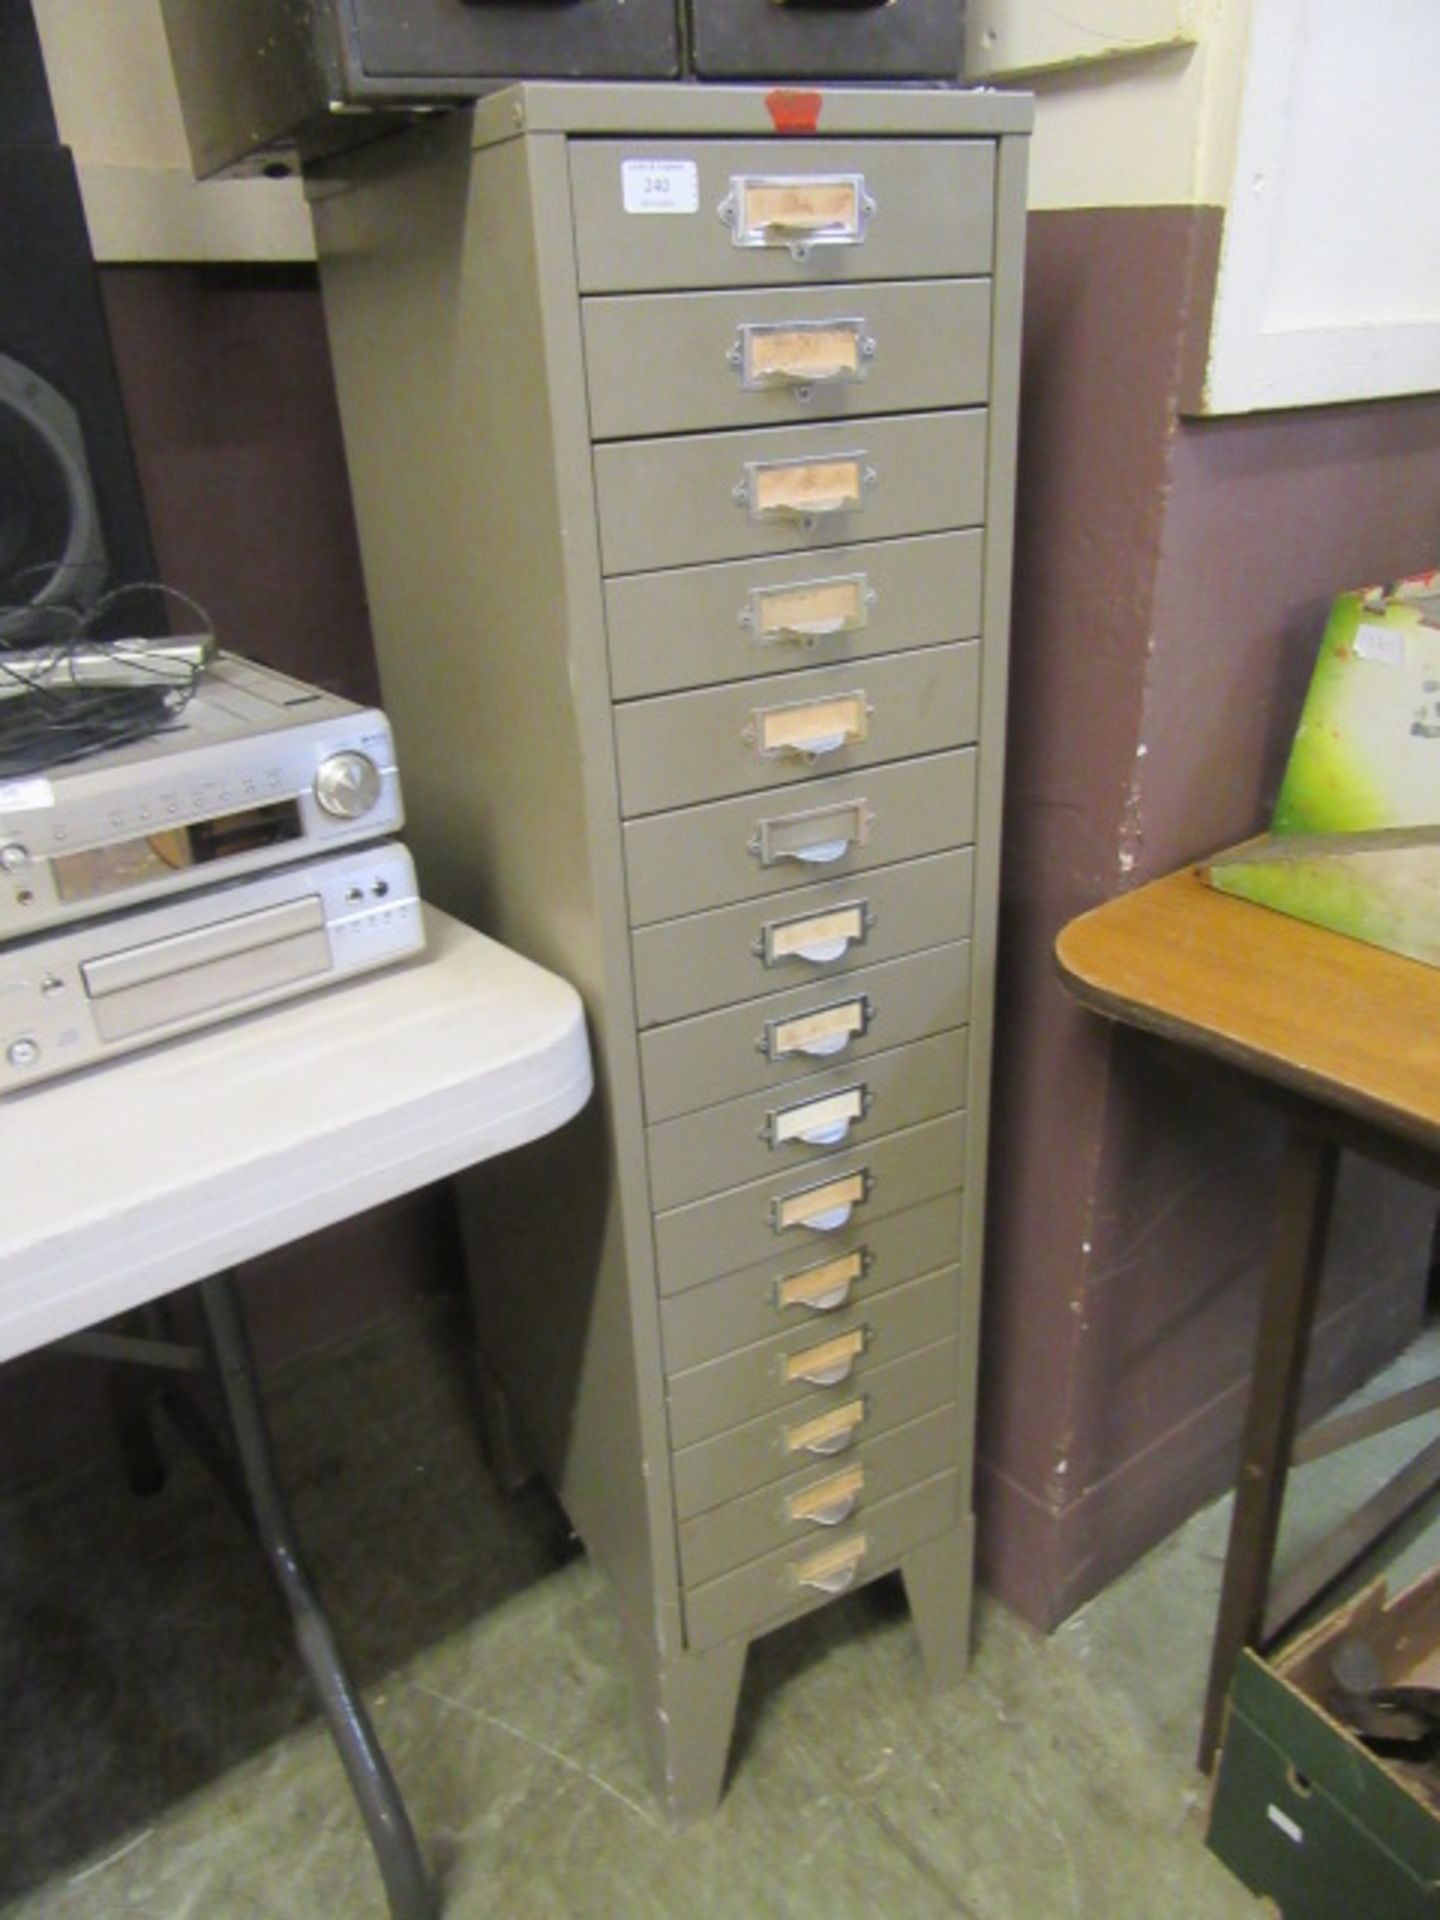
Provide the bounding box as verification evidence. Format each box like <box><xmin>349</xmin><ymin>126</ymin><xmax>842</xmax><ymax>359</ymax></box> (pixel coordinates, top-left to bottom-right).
<box><xmin>314</xmin><ymin>751</ymin><xmax>382</xmax><ymax>820</ymax></box>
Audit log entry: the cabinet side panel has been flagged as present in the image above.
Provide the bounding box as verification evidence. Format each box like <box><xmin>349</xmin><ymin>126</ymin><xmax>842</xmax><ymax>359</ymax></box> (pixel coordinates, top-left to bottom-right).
<box><xmin>312</xmin><ymin>118</ymin><xmax>673</xmax><ymax>1631</ymax></box>
<box><xmin>963</xmin><ymin>132</ymin><xmax>1029</xmax><ymax>1510</ymax></box>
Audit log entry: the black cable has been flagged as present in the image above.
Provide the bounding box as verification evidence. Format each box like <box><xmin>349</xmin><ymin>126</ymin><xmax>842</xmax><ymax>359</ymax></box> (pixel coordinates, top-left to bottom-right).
<box><xmin>0</xmin><ymin>575</ymin><xmax>215</xmax><ymax>777</ymax></box>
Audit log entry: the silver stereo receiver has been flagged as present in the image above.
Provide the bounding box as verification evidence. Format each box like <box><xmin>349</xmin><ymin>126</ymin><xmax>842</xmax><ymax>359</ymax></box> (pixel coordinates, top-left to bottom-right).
<box><xmin>0</xmin><ymin>654</ymin><xmax>404</xmax><ymax>938</ymax></box>
<box><xmin>0</xmin><ymin>841</ymin><xmax>423</xmax><ymax>1093</ymax></box>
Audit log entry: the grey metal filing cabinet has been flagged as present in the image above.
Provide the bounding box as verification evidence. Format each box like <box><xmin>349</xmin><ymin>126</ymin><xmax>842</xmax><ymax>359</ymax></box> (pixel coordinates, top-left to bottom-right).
<box><xmin>310</xmin><ymin>82</ymin><xmax>1029</xmax><ymax>1821</ymax></box>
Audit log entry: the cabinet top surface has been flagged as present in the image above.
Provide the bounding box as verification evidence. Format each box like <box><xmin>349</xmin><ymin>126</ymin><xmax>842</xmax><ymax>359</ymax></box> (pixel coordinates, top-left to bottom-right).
<box><xmin>470</xmin><ymin>82</ymin><xmax>1034</xmax><ymax>146</ymax></box>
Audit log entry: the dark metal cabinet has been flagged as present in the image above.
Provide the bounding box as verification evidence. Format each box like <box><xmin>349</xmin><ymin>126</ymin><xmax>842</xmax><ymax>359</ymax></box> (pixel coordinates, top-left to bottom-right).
<box><xmin>311</xmin><ymin>82</ymin><xmax>1028</xmax><ymax>1821</ymax></box>
<box><xmin>163</xmin><ymin>0</ymin><xmax>968</xmax><ymax>176</ymax></box>
<box><xmin>162</xmin><ymin>0</ymin><xmax>680</xmax><ymax>175</ymax></box>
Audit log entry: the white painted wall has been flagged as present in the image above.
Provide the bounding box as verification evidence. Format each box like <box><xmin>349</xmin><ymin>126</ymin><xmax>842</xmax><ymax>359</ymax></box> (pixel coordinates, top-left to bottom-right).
<box><xmin>1204</xmin><ymin>0</ymin><xmax>1440</xmax><ymax>410</ymax></box>
<box><xmin>967</xmin><ymin>0</ymin><xmax>1253</xmax><ymax>211</ymax></box>
<box><xmin>33</xmin><ymin>0</ymin><xmax>1439</xmax><ymax>409</ymax></box>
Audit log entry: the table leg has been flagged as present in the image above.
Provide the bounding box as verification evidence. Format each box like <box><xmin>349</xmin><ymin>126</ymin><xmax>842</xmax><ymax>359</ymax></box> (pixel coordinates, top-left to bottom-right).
<box><xmin>1198</xmin><ymin>1129</ymin><xmax>1339</xmax><ymax>1772</ymax></box>
<box><xmin>199</xmin><ymin>1273</ymin><xmax>435</xmax><ymax>1920</ymax></box>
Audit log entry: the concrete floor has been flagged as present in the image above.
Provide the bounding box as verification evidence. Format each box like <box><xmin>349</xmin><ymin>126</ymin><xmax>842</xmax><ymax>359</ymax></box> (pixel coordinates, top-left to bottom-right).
<box><xmin>2</xmin><ymin>1302</ymin><xmax>1436</xmax><ymax>1919</ymax></box>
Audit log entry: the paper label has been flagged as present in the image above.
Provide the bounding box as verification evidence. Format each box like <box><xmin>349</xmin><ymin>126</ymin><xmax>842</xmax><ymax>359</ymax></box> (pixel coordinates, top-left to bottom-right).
<box><xmin>1355</xmin><ymin>621</ymin><xmax>1406</xmax><ymax>666</ymax></box>
<box><xmin>772</xmin><ymin>1000</ymin><xmax>866</xmax><ymax>1057</ymax></box>
<box><xmin>0</xmin><ymin>777</ymin><xmax>54</xmax><ymax>813</ymax></box>
<box><xmin>742</xmin><ymin>180</ymin><xmax>857</xmax><ymax>235</ymax></box>
<box><xmin>621</xmin><ymin>159</ymin><xmax>698</xmax><ymax>215</ymax></box>
<box><xmin>756</xmin><ymin>576</ymin><xmax>866</xmax><ymax>639</ymax></box>
<box><xmin>787</xmin><ymin>1466</ymin><xmax>864</xmax><ymax>1523</ymax></box>
<box><xmin>777</xmin><ymin>1171</ymin><xmax>866</xmax><ymax>1232</ymax></box>
<box><xmin>754</xmin><ymin>459</ymin><xmax>863</xmax><ymax>519</ymax></box>
<box><xmin>759</xmin><ymin>695</ymin><xmax>867</xmax><ymax>756</ymax></box>
<box><xmin>767</xmin><ymin>904</ymin><xmax>865</xmax><ymax>964</ymax></box>
<box><xmin>785</xmin><ymin>1398</ymin><xmax>865</xmax><ymax>1455</ymax></box>
<box><xmin>778</xmin><ymin>1250</ymin><xmax>864</xmax><ymax>1310</ymax></box>
<box><xmin>749</xmin><ymin>326</ymin><xmax>860</xmax><ymax>382</ymax></box>
<box><xmin>785</xmin><ymin>1329</ymin><xmax>865</xmax><ymax>1383</ymax></box>
<box><xmin>772</xmin><ymin>1086</ymin><xmax>864</xmax><ymax>1146</ymax></box>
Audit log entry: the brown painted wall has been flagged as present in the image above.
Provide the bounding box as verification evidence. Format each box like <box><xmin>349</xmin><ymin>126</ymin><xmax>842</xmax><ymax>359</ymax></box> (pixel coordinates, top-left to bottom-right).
<box><xmin>0</xmin><ymin>267</ymin><xmax>458</xmax><ymax>1495</ymax></box>
<box><xmin>979</xmin><ymin>205</ymin><xmax>1440</xmax><ymax>1626</ymax></box>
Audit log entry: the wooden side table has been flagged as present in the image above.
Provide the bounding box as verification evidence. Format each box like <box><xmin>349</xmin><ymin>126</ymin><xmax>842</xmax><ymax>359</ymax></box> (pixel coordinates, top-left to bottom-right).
<box><xmin>1056</xmin><ymin>859</ymin><xmax>1440</xmax><ymax>1769</ymax></box>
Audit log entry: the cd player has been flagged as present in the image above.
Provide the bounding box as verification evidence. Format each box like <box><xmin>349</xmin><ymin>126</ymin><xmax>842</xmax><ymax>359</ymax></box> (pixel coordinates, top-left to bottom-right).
<box><xmin>0</xmin><ymin>840</ymin><xmax>424</xmax><ymax>1092</ymax></box>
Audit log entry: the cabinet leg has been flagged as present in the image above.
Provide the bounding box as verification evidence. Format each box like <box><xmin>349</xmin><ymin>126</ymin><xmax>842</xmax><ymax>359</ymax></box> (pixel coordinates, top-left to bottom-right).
<box><xmin>901</xmin><ymin>1521</ymin><xmax>976</xmax><ymax>1693</ymax></box>
<box><xmin>473</xmin><ymin>1346</ymin><xmax>536</xmax><ymax>1495</ymax></box>
<box><xmin>622</xmin><ymin>1614</ymin><xmax>747</xmax><ymax>1826</ymax></box>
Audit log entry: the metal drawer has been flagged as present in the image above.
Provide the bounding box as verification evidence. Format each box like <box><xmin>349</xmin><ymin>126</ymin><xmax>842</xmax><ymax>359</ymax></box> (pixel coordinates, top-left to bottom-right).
<box><xmin>614</xmin><ymin>641</ymin><xmax>978</xmax><ymax>818</ymax></box>
<box><xmin>583</xmin><ymin>280</ymin><xmax>990</xmax><ymax>441</ymax></box>
<box><xmin>605</xmin><ymin>529</ymin><xmax>983</xmax><ymax>702</ymax></box>
<box><xmin>594</xmin><ymin>410</ymin><xmax>986</xmax><ymax>576</ymax></box>
<box><xmin>660</xmin><ymin>1189</ymin><xmax>964</xmax><ymax>1372</ymax></box>
<box><xmin>679</xmin><ymin>1404</ymin><xmax>962</xmax><ymax>1591</ymax></box>
<box><xmin>667</xmin><ymin>1262</ymin><xmax>957</xmax><ymax>1449</ymax></box>
<box><xmin>633</xmin><ymin>846</ymin><xmax>974</xmax><ymax>1029</ymax></box>
<box><xmin>672</xmin><ymin>1333</ymin><xmax>959</xmax><ymax>1517</ymax></box>
<box><xmin>691</xmin><ymin>0</ymin><xmax>963</xmax><ymax>80</ymax></box>
<box><xmin>624</xmin><ymin>748</ymin><xmax>976</xmax><ymax>927</ymax></box>
<box><xmin>569</xmin><ymin>138</ymin><xmax>995</xmax><ymax>294</ymax></box>
<box><xmin>653</xmin><ymin>1110</ymin><xmax>965</xmax><ymax>1296</ymax></box>
<box><xmin>640</xmin><ymin>940</ymin><xmax>971</xmax><ymax>1123</ymax></box>
<box><xmin>687</xmin><ymin>0</ymin><xmax>964</xmax><ymax>81</ymax></box>
<box><xmin>647</xmin><ymin>1027</ymin><xmax>968</xmax><ymax>1211</ymax></box>
<box><xmin>345</xmin><ymin>0</ymin><xmax>678</xmax><ymax>78</ymax></box>
<box><xmin>683</xmin><ymin>1467</ymin><xmax>959</xmax><ymax>1650</ymax></box>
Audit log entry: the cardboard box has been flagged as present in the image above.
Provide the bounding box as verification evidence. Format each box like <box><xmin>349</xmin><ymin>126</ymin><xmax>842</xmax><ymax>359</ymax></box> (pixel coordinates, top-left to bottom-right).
<box><xmin>1207</xmin><ymin>1568</ymin><xmax>1440</xmax><ymax>1918</ymax></box>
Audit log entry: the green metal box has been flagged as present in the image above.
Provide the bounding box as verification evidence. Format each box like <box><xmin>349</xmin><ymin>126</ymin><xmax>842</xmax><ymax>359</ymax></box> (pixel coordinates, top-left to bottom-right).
<box><xmin>1208</xmin><ymin>1572</ymin><xmax>1440</xmax><ymax>1918</ymax></box>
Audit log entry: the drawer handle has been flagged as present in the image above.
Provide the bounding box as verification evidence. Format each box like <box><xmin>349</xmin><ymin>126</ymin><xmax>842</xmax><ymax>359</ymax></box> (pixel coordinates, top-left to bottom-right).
<box><xmin>776</xmin><ymin>1249</ymin><xmax>870</xmax><ymax>1316</ymax></box>
<box><xmin>786</xmin><ymin>1328</ymin><xmax>867</xmax><ymax>1388</ymax></box>
<box><xmin>773</xmin><ymin>1169</ymin><xmax>872</xmax><ymax>1236</ymax></box>
<box><xmin>718</xmin><ymin>173</ymin><xmax>875</xmax><ymax>258</ymax></box>
<box><xmin>794</xmin><ymin>1535</ymin><xmax>869</xmax><ymax>1595</ymax></box>
<box><xmin>744</xmin><ymin>690</ymin><xmax>870</xmax><ymax>763</ymax></box>
<box><xmin>787</xmin><ymin>1466</ymin><xmax>865</xmax><ymax>1530</ymax></box>
<box><xmin>763</xmin><ymin>1084</ymin><xmax>869</xmax><ymax>1151</ymax></box>
<box><xmin>804</xmin><ymin>1203</ymin><xmax>852</xmax><ymax>1231</ymax></box>
<box><xmin>755</xmin><ymin>898</ymin><xmax>873</xmax><ymax>970</ymax></box>
<box><xmin>728</xmin><ymin>318</ymin><xmax>875</xmax><ymax>394</ymax></box>
<box><xmin>734</xmin><ymin>453</ymin><xmax>876</xmax><ymax>528</ymax></box>
<box><xmin>760</xmin><ymin>993</ymin><xmax>872</xmax><ymax>1062</ymax></box>
<box><xmin>740</xmin><ymin>573</ymin><xmax>875</xmax><ymax>651</ymax></box>
<box><xmin>784</xmin><ymin>1397</ymin><xmax>867</xmax><ymax>1458</ymax></box>
<box><xmin>748</xmin><ymin>798</ymin><xmax>874</xmax><ymax>869</ymax></box>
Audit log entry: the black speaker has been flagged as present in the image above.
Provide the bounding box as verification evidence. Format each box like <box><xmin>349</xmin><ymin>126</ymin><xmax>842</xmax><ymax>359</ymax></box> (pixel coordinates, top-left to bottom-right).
<box><xmin>0</xmin><ymin>143</ymin><xmax>160</xmax><ymax>641</ymax></box>
<box><xmin>0</xmin><ymin>0</ymin><xmax>57</xmax><ymax>145</ymax></box>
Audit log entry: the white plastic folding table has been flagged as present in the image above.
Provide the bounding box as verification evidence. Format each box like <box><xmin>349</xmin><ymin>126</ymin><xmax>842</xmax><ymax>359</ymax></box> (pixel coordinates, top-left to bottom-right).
<box><xmin>0</xmin><ymin>909</ymin><xmax>592</xmax><ymax>1920</ymax></box>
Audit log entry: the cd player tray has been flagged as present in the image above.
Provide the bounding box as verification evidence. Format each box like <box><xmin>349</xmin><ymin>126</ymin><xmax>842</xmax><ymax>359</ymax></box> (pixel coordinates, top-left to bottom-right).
<box><xmin>84</xmin><ymin>895</ymin><xmax>330</xmax><ymax>1041</ymax></box>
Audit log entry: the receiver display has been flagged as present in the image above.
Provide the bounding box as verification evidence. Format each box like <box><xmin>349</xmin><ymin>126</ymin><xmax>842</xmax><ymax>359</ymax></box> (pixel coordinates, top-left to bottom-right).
<box><xmin>53</xmin><ymin>798</ymin><xmax>305</xmax><ymax>905</ymax></box>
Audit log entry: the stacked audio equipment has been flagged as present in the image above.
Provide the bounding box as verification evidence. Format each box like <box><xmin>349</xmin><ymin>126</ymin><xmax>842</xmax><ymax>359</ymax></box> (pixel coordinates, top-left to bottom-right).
<box><xmin>0</xmin><ymin>655</ymin><xmax>423</xmax><ymax>1093</ymax></box>
<box><xmin>309</xmin><ymin>84</ymin><xmax>1028</xmax><ymax>1819</ymax></box>
<box><xmin>0</xmin><ymin>3</ymin><xmax>161</xmax><ymax>642</ymax></box>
